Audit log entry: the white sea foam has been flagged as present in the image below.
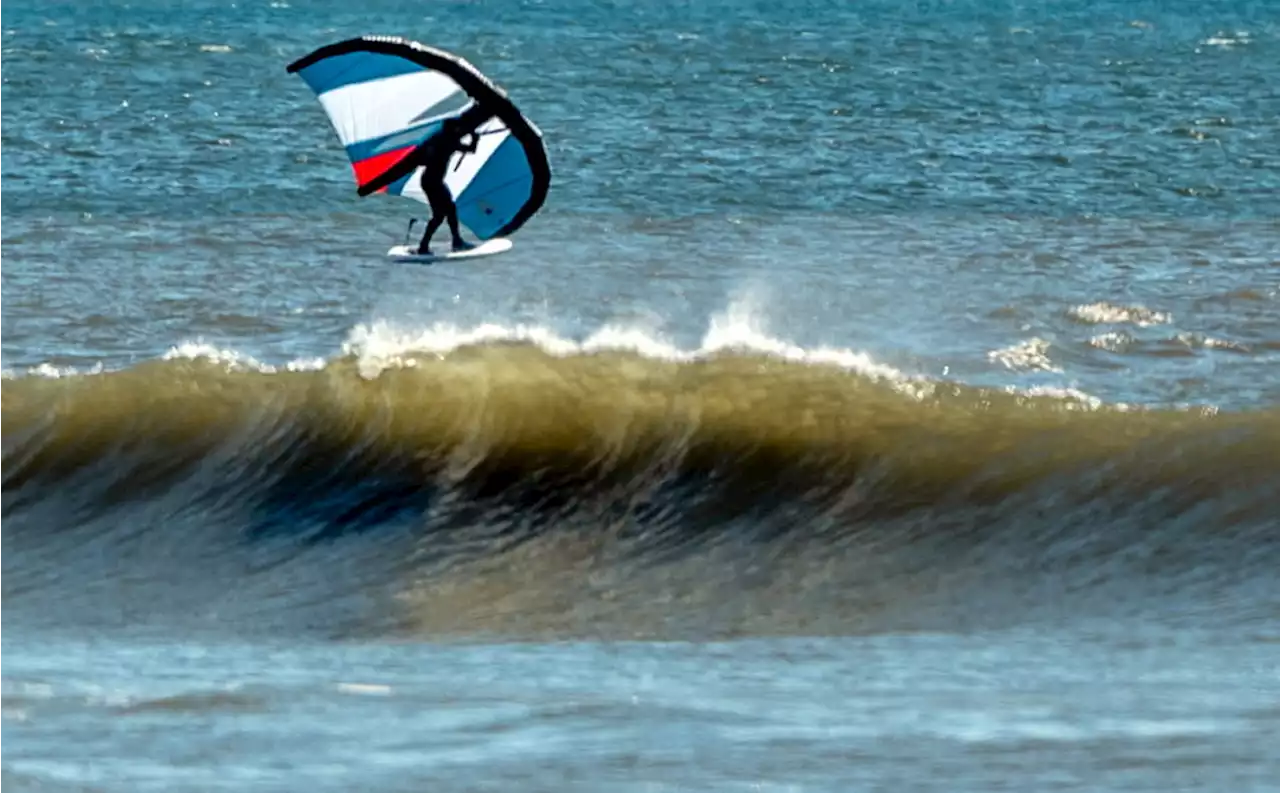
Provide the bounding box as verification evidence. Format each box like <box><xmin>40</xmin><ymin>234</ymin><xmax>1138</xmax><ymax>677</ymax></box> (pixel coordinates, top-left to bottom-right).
<box><xmin>1068</xmin><ymin>302</ymin><xmax>1171</xmax><ymax>328</ymax></box>
<box><xmin>988</xmin><ymin>337</ymin><xmax>1061</xmax><ymax>373</ymax></box>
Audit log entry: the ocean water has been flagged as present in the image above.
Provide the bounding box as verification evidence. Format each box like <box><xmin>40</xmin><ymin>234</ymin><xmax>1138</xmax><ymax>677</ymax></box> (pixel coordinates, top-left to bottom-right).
<box><xmin>3</xmin><ymin>0</ymin><xmax>1279</xmax><ymax>790</ymax></box>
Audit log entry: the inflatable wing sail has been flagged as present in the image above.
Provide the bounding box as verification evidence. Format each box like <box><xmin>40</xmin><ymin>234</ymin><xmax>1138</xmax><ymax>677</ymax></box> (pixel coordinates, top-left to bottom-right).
<box><xmin>287</xmin><ymin>36</ymin><xmax>550</xmax><ymax>239</ymax></box>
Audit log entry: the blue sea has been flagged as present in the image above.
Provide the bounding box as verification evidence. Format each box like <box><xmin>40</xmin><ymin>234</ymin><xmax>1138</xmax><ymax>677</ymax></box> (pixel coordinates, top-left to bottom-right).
<box><xmin>3</xmin><ymin>1</ymin><xmax>1279</xmax><ymax>790</ymax></box>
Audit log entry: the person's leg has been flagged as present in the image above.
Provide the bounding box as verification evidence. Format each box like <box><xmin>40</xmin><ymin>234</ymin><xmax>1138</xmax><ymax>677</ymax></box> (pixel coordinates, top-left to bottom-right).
<box><xmin>425</xmin><ymin>177</ymin><xmax>470</xmax><ymax>251</ymax></box>
<box><xmin>418</xmin><ymin>171</ymin><xmax>449</xmax><ymax>253</ymax></box>
<box><xmin>417</xmin><ymin>213</ymin><xmax>443</xmax><ymax>253</ymax></box>
<box><xmin>443</xmin><ymin>200</ymin><xmax>471</xmax><ymax>251</ymax></box>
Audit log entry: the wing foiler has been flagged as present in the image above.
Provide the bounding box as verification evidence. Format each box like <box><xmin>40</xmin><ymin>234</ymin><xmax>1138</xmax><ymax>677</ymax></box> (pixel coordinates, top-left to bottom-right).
<box><xmin>287</xmin><ymin>36</ymin><xmax>551</xmax><ymax>240</ymax></box>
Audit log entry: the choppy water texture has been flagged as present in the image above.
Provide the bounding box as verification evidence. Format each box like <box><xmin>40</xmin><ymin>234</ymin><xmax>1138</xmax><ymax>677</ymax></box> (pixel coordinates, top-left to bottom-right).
<box><xmin>3</xmin><ymin>0</ymin><xmax>1279</xmax><ymax>790</ymax></box>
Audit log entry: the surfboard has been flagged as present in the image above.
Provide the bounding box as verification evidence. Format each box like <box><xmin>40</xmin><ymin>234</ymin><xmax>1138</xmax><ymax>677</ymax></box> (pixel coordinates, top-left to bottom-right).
<box><xmin>386</xmin><ymin>236</ymin><xmax>513</xmax><ymax>263</ymax></box>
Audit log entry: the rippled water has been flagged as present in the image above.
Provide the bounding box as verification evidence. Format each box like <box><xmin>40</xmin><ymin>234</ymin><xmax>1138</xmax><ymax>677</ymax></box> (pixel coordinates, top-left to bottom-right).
<box><xmin>6</xmin><ymin>633</ymin><xmax>1278</xmax><ymax>792</ymax></box>
<box><xmin>3</xmin><ymin>0</ymin><xmax>1279</xmax><ymax>790</ymax></box>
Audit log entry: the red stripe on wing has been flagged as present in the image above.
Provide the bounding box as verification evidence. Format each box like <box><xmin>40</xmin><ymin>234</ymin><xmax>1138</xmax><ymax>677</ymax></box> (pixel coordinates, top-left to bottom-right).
<box><xmin>352</xmin><ymin>146</ymin><xmax>418</xmax><ymax>192</ymax></box>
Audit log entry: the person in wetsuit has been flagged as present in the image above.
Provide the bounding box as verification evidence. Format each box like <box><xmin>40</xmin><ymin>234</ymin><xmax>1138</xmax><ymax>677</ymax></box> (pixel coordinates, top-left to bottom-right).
<box><xmin>408</xmin><ymin>116</ymin><xmax>480</xmax><ymax>254</ymax></box>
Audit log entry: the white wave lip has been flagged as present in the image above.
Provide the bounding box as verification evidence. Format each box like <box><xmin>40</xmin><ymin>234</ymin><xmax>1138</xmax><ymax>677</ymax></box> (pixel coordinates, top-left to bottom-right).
<box><xmin>162</xmin><ymin>341</ymin><xmax>327</xmax><ymax>374</ymax></box>
<box><xmin>343</xmin><ymin>301</ymin><xmax>907</xmax><ymax>376</ymax></box>
<box><xmin>0</xmin><ymin>362</ymin><xmax>108</xmax><ymax>380</ymax></box>
<box><xmin>3</xmin><ymin>300</ymin><xmax>1105</xmax><ymax>408</ymax></box>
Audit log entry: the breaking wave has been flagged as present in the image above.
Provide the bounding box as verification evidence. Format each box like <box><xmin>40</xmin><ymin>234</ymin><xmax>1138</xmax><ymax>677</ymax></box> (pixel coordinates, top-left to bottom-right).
<box><xmin>4</xmin><ymin>318</ymin><xmax>1278</xmax><ymax>641</ymax></box>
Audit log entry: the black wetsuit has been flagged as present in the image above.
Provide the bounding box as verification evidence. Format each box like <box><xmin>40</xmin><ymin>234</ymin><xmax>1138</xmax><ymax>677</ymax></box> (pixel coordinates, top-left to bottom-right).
<box><xmin>412</xmin><ymin>122</ymin><xmax>478</xmax><ymax>254</ymax></box>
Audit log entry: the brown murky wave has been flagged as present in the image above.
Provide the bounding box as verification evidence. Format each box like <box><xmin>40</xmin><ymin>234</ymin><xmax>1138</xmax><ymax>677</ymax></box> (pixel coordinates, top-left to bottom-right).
<box><xmin>4</xmin><ymin>345</ymin><xmax>1278</xmax><ymax>640</ymax></box>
